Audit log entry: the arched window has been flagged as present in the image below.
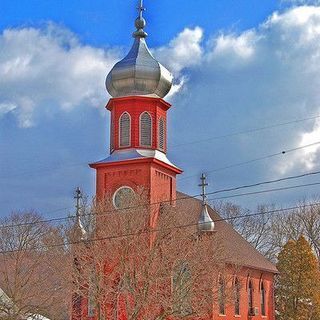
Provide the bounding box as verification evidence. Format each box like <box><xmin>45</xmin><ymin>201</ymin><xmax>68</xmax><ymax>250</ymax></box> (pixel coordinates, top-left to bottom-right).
<box><xmin>158</xmin><ymin>117</ymin><xmax>165</xmax><ymax>151</ymax></box>
<box><xmin>261</xmin><ymin>281</ymin><xmax>266</xmax><ymax>316</ymax></box>
<box><xmin>234</xmin><ymin>277</ymin><xmax>241</xmax><ymax>315</ymax></box>
<box><xmin>140</xmin><ymin>112</ymin><xmax>152</xmax><ymax>147</ymax></box>
<box><xmin>172</xmin><ymin>261</ymin><xmax>192</xmax><ymax>316</ymax></box>
<box><xmin>218</xmin><ymin>276</ymin><xmax>226</xmax><ymax>315</ymax></box>
<box><xmin>248</xmin><ymin>280</ymin><xmax>254</xmax><ymax>314</ymax></box>
<box><xmin>119</xmin><ymin>112</ymin><xmax>131</xmax><ymax>147</ymax></box>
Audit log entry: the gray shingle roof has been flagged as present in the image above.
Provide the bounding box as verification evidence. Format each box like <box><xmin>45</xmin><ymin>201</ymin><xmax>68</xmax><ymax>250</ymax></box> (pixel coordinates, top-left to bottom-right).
<box><xmin>176</xmin><ymin>192</ymin><xmax>278</xmax><ymax>274</ymax></box>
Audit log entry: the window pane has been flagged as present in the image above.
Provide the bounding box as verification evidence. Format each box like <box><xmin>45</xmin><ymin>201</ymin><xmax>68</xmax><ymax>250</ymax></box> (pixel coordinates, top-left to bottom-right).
<box><xmin>261</xmin><ymin>282</ymin><xmax>266</xmax><ymax>316</ymax></box>
<box><xmin>235</xmin><ymin>278</ymin><xmax>240</xmax><ymax>315</ymax></box>
<box><xmin>219</xmin><ymin>277</ymin><xmax>226</xmax><ymax>315</ymax></box>
<box><xmin>172</xmin><ymin>261</ymin><xmax>192</xmax><ymax>316</ymax></box>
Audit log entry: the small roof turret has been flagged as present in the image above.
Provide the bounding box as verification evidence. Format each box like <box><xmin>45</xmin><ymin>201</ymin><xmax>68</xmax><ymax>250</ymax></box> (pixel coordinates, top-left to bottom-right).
<box><xmin>74</xmin><ymin>187</ymin><xmax>88</xmax><ymax>242</ymax></box>
<box><xmin>106</xmin><ymin>0</ymin><xmax>173</xmax><ymax>98</ymax></box>
<box><xmin>198</xmin><ymin>174</ymin><xmax>215</xmax><ymax>232</ymax></box>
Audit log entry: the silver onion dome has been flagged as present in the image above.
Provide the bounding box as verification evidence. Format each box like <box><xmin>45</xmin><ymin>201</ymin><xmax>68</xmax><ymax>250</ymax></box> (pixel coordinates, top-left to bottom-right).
<box><xmin>198</xmin><ymin>204</ymin><xmax>215</xmax><ymax>232</ymax></box>
<box><xmin>106</xmin><ymin>1</ymin><xmax>173</xmax><ymax>98</ymax></box>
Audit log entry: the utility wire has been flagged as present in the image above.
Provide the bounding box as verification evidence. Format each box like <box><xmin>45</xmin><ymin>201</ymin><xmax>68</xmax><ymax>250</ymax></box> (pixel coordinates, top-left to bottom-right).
<box><xmin>1</xmin><ymin>201</ymin><xmax>319</xmax><ymax>255</ymax></box>
<box><xmin>208</xmin><ymin>169</ymin><xmax>320</xmax><ymax>195</ymax></box>
<box><xmin>170</xmin><ymin>114</ymin><xmax>320</xmax><ymax>148</ymax></box>
<box><xmin>1</xmin><ymin>170</ymin><xmax>320</xmax><ymax>230</ymax></box>
<box><xmin>208</xmin><ymin>182</ymin><xmax>320</xmax><ymax>201</ymax></box>
<box><xmin>2</xmin><ymin>115</ymin><xmax>320</xmax><ymax>180</ymax></box>
<box><xmin>179</xmin><ymin>141</ymin><xmax>320</xmax><ymax>181</ymax></box>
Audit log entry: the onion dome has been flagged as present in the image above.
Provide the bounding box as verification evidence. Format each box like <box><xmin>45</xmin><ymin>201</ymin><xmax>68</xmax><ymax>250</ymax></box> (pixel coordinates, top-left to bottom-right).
<box><xmin>106</xmin><ymin>1</ymin><xmax>173</xmax><ymax>98</ymax></box>
<box><xmin>198</xmin><ymin>204</ymin><xmax>215</xmax><ymax>232</ymax></box>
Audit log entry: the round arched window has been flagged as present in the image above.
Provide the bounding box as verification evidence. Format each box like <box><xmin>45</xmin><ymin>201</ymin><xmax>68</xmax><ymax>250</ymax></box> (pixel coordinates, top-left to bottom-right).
<box><xmin>113</xmin><ymin>186</ymin><xmax>135</xmax><ymax>209</ymax></box>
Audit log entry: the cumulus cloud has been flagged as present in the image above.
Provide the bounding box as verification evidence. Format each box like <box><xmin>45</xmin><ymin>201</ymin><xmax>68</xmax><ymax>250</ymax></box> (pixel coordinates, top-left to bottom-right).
<box><xmin>168</xmin><ymin>5</ymin><xmax>320</xmax><ymax>177</ymax></box>
<box><xmin>2</xmin><ymin>5</ymin><xmax>320</xmax><ymax>176</ymax></box>
<box><xmin>154</xmin><ymin>27</ymin><xmax>204</xmax><ymax>75</ymax></box>
<box><xmin>0</xmin><ymin>24</ymin><xmax>119</xmax><ymax>127</ymax></box>
<box><xmin>0</xmin><ymin>24</ymin><xmax>202</xmax><ymax>127</ymax></box>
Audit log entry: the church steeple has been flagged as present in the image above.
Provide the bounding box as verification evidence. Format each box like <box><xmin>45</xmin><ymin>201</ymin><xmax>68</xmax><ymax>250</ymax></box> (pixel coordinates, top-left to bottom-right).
<box><xmin>90</xmin><ymin>1</ymin><xmax>182</xmax><ymax>206</ymax></box>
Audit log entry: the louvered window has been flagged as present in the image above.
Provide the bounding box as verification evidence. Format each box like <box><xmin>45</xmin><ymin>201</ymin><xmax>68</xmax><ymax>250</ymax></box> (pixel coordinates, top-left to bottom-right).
<box><xmin>140</xmin><ymin>112</ymin><xmax>152</xmax><ymax>147</ymax></box>
<box><xmin>158</xmin><ymin>117</ymin><xmax>165</xmax><ymax>151</ymax></box>
<box><xmin>110</xmin><ymin>113</ymin><xmax>114</xmax><ymax>152</ymax></box>
<box><xmin>119</xmin><ymin>112</ymin><xmax>131</xmax><ymax>147</ymax></box>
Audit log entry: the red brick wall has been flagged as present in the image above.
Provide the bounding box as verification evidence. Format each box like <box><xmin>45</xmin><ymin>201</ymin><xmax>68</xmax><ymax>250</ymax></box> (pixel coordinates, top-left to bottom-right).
<box><xmin>107</xmin><ymin>96</ymin><xmax>170</xmax><ymax>153</ymax></box>
<box><xmin>213</xmin><ymin>268</ymin><xmax>275</xmax><ymax>320</ymax></box>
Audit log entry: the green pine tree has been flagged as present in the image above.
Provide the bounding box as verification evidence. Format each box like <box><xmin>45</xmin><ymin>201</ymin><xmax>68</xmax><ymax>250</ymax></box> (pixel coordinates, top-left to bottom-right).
<box><xmin>276</xmin><ymin>236</ymin><xmax>320</xmax><ymax>320</ymax></box>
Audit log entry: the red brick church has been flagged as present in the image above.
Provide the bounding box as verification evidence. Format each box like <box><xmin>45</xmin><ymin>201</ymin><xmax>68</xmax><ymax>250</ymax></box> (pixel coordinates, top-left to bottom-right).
<box><xmin>72</xmin><ymin>1</ymin><xmax>277</xmax><ymax>319</ymax></box>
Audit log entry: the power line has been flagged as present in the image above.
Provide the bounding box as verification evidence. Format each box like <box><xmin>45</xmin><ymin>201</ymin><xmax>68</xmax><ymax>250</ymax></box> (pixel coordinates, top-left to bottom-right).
<box><xmin>1</xmin><ymin>201</ymin><xmax>319</xmax><ymax>255</ymax></box>
<box><xmin>1</xmin><ymin>169</ymin><xmax>320</xmax><ymax>230</ymax></box>
<box><xmin>208</xmin><ymin>182</ymin><xmax>320</xmax><ymax>201</ymax></box>
<box><xmin>170</xmin><ymin>114</ymin><xmax>320</xmax><ymax>148</ymax></box>
<box><xmin>179</xmin><ymin>141</ymin><xmax>320</xmax><ymax>181</ymax></box>
<box><xmin>208</xmin><ymin>169</ymin><xmax>320</xmax><ymax>195</ymax></box>
<box><xmin>2</xmin><ymin>115</ymin><xmax>320</xmax><ymax>180</ymax></box>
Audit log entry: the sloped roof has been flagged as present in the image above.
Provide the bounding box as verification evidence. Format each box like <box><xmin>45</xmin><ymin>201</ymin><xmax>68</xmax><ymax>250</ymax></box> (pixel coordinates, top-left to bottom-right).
<box><xmin>176</xmin><ymin>192</ymin><xmax>278</xmax><ymax>274</ymax></box>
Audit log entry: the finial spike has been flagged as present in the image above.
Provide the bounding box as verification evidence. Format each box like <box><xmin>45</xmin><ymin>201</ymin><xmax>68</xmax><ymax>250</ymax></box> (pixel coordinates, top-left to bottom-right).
<box><xmin>199</xmin><ymin>173</ymin><xmax>209</xmax><ymax>205</ymax></box>
<box><xmin>133</xmin><ymin>0</ymin><xmax>148</xmax><ymax>38</ymax></box>
<box><xmin>138</xmin><ymin>0</ymin><xmax>145</xmax><ymax>19</ymax></box>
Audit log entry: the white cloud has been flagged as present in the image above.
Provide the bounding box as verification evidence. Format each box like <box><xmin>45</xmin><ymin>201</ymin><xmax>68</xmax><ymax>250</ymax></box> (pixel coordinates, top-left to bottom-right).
<box><xmin>2</xmin><ymin>5</ymin><xmax>320</xmax><ymax>175</ymax></box>
<box><xmin>278</xmin><ymin>118</ymin><xmax>320</xmax><ymax>173</ymax></box>
<box><xmin>208</xmin><ymin>30</ymin><xmax>258</xmax><ymax>66</ymax></box>
<box><xmin>0</xmin><ymin>25</ymin><xmax>202</xmax><ymax>128</ymax></box>
<box><xmin>0</xmin><ymin>24</ymin><xmax>119</xmax><ymax>127</ymax></box>
<box><xmin>168</xmin><ymin>5</ymin><xmax>320</xmax><ymax>176</ymax></box>
<box><xmin>154</xmin><ymin>27</ymin><xmax>204</xmax><ymax>75</ymax></box>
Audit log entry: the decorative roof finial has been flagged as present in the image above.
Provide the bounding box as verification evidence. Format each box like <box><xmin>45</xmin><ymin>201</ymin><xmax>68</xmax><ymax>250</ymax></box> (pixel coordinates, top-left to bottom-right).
<box><xmin>133</xmin><ymin>0</ymin><xmax>148</xmax><ymax>38</ymax></box>
<box><xmin>199</xmin><ymin>173</ymin><xmax>208</xmax><ymax>205</ymax></box>
<box><xmin>198</xmin><ymin>174</ymin><xmax>215</xmax><ymax>233</ymax></box>
<box><xmin>74</xmin><ymin>187</ymin><xmax>88</xmax><ymax>241</ymax></box>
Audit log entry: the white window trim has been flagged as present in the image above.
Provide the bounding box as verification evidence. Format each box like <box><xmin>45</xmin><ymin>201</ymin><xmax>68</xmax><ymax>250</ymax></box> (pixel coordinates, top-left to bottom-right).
<box><xmin>139</xmin><ymin>111</ymin><xmax>152</xmax><ymax>147</ymax></box>
<box><xmin>119</xmin><ymin>112</ymin><xmax>131</xmax><ymax>148</ymax></box>
<box><xmin>113</xmin><ymin>186</ymin><xmax>135</xmax><ymax>209</ymax></box>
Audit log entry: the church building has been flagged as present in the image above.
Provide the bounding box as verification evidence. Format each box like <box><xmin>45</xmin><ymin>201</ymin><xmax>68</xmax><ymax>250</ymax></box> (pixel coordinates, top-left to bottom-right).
<box><xmin>72</xmin><ymin>1</ymin><xmax>278</xmax><ymax>319</ymax></box>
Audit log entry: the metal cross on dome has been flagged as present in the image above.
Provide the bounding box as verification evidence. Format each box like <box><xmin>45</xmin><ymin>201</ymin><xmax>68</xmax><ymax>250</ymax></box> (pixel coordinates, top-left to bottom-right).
<box><xmin>138</xmin><ymin>0</ymin><xmax>146</xmax><ymax>18</ymax></box>
<box><xmin>199</xmin><ymin>173</ymin><xmax>209</xmax><ymax>205</ymax></box>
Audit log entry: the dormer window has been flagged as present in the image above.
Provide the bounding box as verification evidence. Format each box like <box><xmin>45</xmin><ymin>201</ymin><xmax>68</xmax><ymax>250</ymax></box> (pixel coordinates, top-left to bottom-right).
<box><xmin>140</xmin><ymin>112</ymin><xmax>152</xmax><ymax>147</ymax></box>
<box><xmin>158</xmin><ymin>117</ymin><xmax>165</xmax><ymax>151</ymax></box>
<box><xmin>119</xmin><ymin>112</ymin><xmax>131</xmax><ymax>147</ymax></box>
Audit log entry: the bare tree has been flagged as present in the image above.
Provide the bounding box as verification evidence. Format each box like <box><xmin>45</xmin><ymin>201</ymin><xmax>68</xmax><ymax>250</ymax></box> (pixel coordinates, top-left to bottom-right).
<box><xmin>71</xmin><ymin>194</ymin><xmax>236</xmax><ymax>320</ymax></box>
<box><xmin>216</xmin><ymin>199</ymin><xmax>320</xmax><ymax>262</ymax></box>
<box><xmin>0</xmin><ymin>212</ymin><xmax>71</xmax><ymax>320</ymax></box>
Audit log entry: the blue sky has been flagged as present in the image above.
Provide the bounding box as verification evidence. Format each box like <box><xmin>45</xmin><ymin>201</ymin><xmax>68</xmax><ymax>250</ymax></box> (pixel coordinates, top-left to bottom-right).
<box><xmin>1</xmin><ymin>0</ymin><xmax>320</xmax><ymax>219</ymax></box>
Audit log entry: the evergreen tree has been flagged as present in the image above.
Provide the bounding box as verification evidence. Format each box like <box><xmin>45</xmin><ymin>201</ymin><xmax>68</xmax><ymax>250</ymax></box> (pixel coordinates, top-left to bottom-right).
<box><xmin>276</xmin><ymin>236</ymin><xmax>320</xmax><ymax>320</ymax></box>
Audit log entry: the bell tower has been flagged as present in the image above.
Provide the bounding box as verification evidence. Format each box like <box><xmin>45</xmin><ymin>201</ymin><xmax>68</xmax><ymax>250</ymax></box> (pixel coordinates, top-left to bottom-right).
<box><xmin>90</xmin><ymin>0</ymin><xmax>182</xmax><ymax>215</ymax></box>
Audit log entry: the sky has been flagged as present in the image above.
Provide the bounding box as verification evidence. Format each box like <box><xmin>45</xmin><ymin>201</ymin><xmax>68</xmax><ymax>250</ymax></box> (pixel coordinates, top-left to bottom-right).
<box><xmin>1</xmin><ymin>0</ymin><xmax>320</xmax><ymax>219</ymax></box>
